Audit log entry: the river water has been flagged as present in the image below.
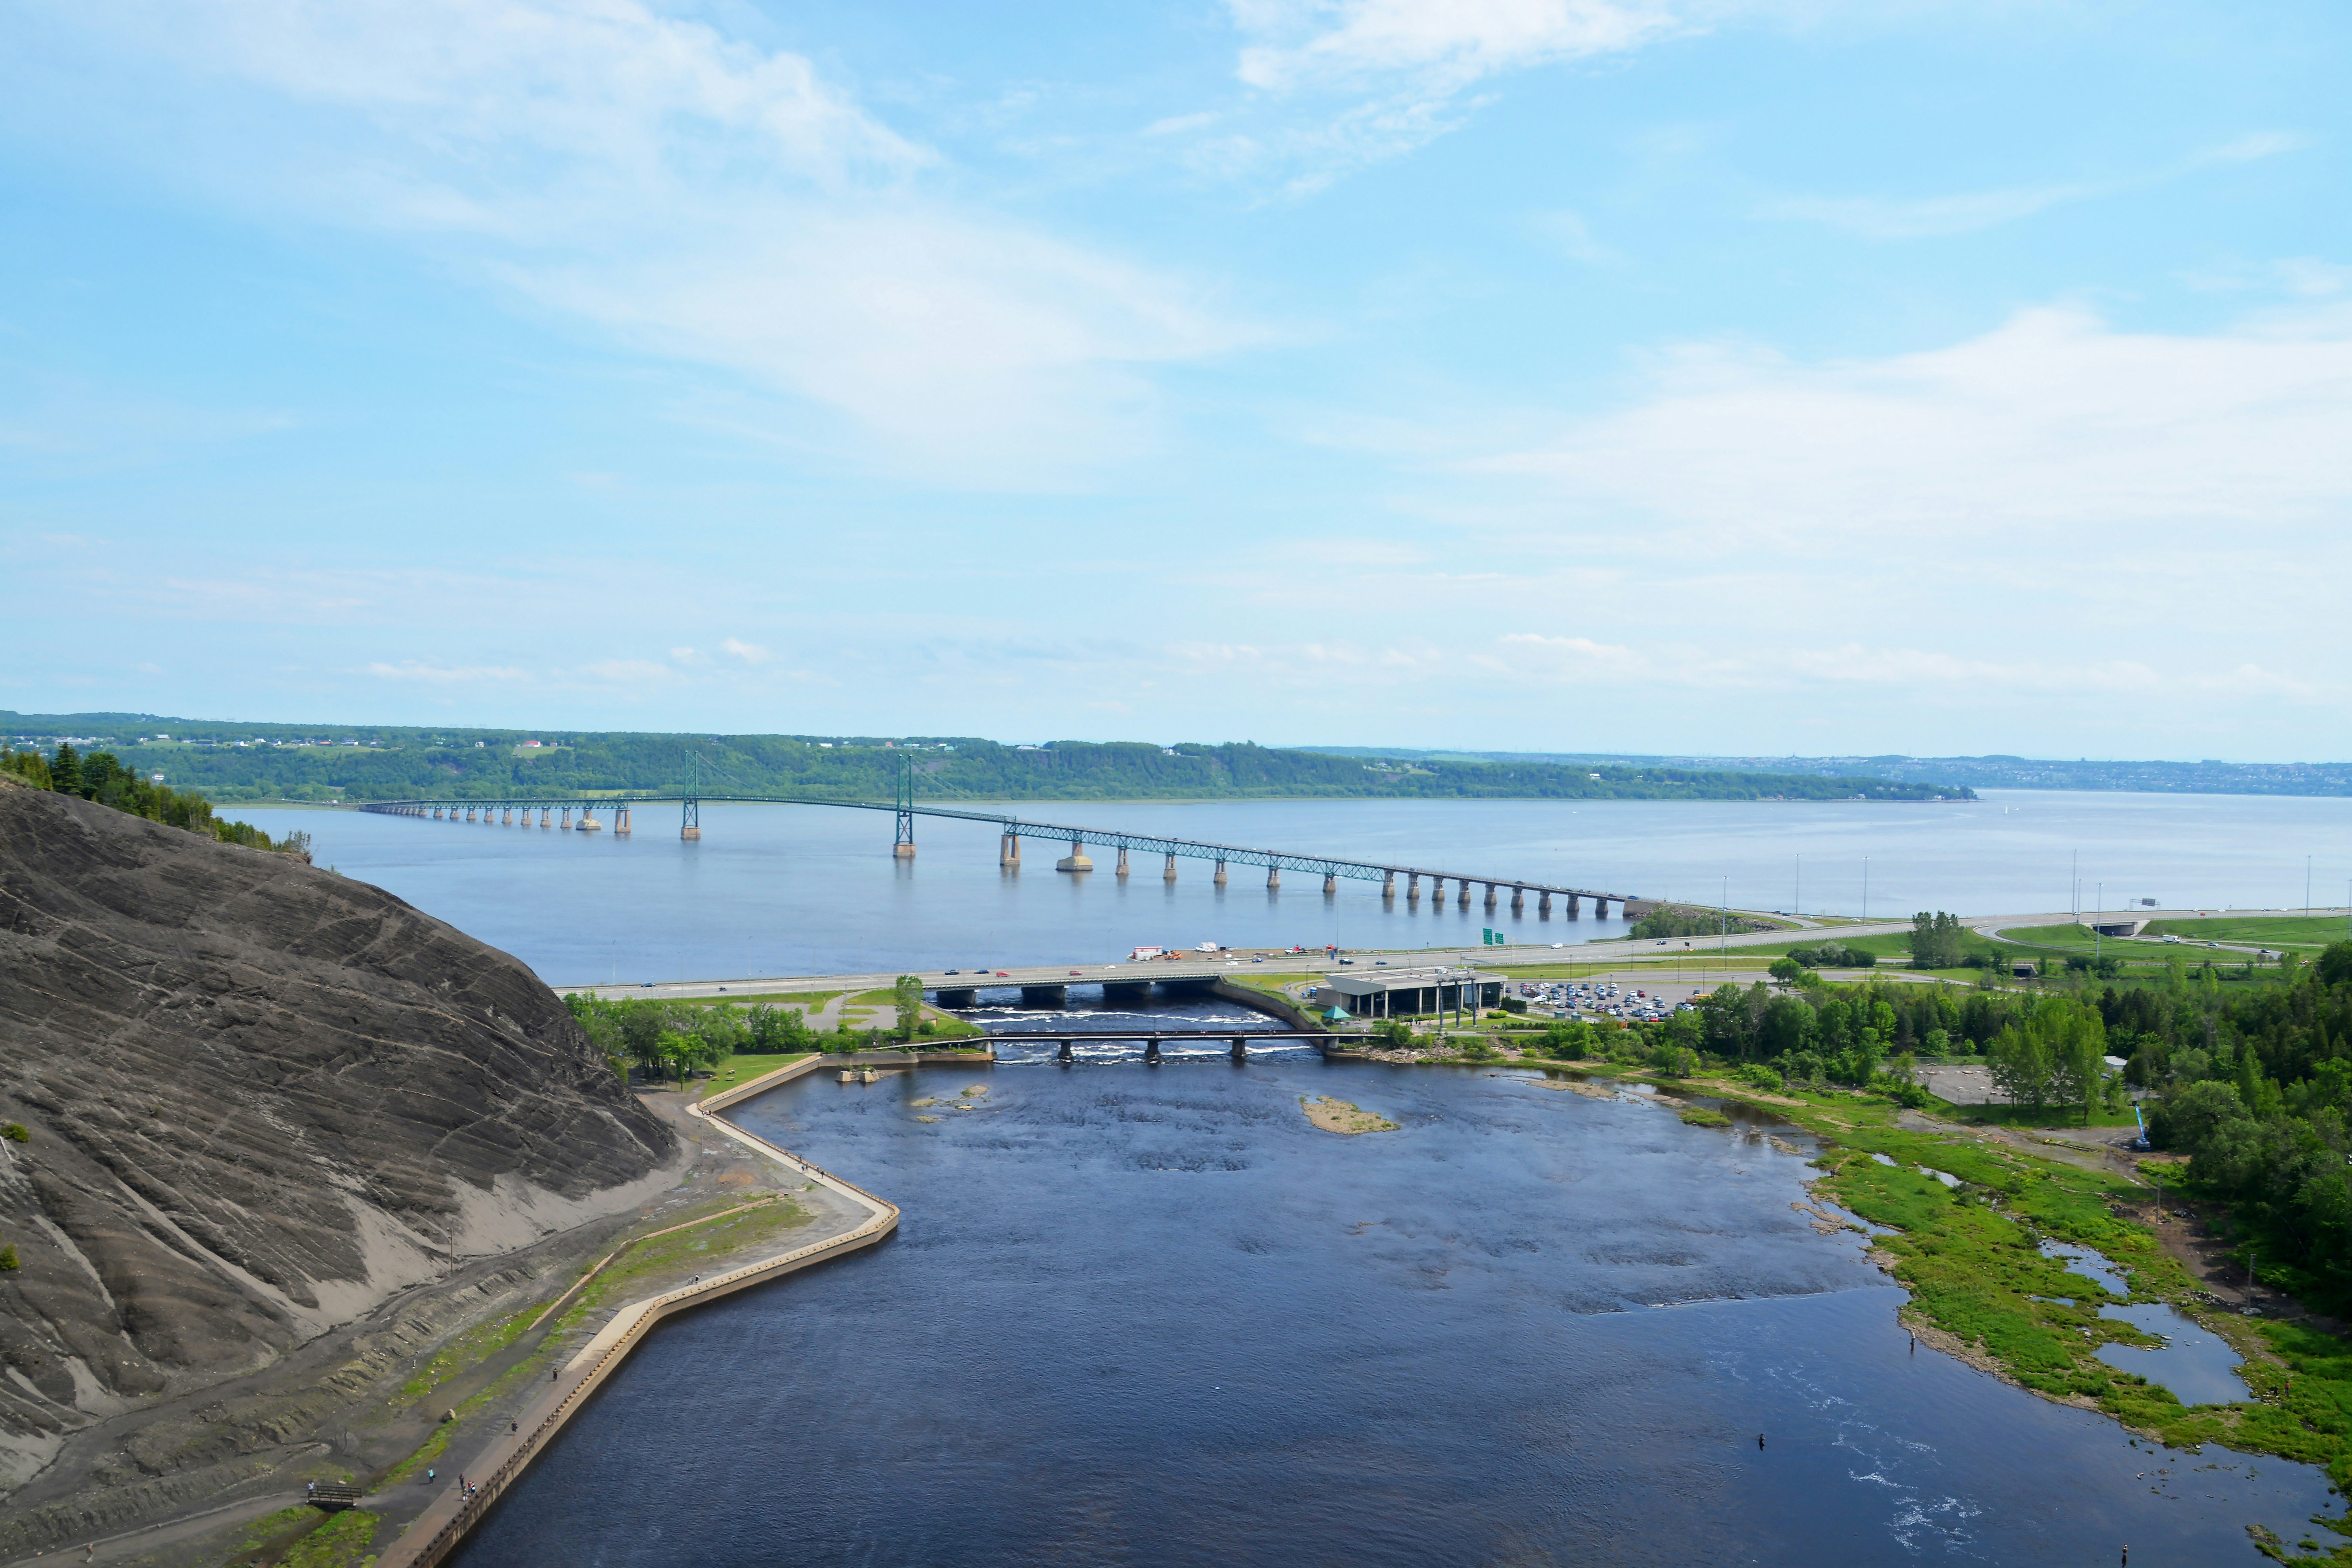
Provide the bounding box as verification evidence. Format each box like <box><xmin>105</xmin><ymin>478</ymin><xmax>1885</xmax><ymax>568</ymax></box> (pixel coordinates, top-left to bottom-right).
<box><xmin>223</xmin><ymin>790</ymin><xmax>2352</xmax><ymax>985</ymax></box>
<box><xmin>448</xmin><ymin>1058</ymin><xmax>2338</xmax><ymax>1566</ymax></box>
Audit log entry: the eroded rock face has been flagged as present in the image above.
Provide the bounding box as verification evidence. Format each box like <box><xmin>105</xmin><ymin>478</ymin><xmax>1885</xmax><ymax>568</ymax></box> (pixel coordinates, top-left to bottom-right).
<box><xmin>0</xmin><ymin>785</ymin><xmax>675</xmax><ymax>1485</ymax></box>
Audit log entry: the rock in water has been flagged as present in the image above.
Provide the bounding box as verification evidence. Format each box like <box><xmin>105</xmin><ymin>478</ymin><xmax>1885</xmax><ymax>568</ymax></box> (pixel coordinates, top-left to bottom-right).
<box><xmin>0</xmin><ymin>784</ymin><xmax>675</xmax><ymax>1488</ymax></box>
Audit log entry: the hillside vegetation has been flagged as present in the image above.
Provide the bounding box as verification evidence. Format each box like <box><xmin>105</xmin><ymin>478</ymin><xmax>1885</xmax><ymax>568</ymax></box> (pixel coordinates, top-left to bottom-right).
<box><xmin>0</xmin><ymin>714</ymin><xmax>1972</xmax><ymax>805</ymax></box>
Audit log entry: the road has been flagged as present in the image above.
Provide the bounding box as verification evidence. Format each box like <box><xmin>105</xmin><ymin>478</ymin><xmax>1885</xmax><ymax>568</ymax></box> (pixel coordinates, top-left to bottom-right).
<box><xmin>552</xmin><ymin>908</ymin><xmax>2308</xmax><ymax>1001</ymax></box>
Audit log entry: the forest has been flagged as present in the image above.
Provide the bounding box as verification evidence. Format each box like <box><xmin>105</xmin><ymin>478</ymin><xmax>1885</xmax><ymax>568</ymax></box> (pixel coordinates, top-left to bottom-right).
<box><xmin>0</xmin><ymin>743</ymin><xmax>304</xmax><ymax>856</ymax></box>
<box><xmin>0</xmin><ymin>714</ymin><xmax>1970</xmax><ymax>805</ymax></box>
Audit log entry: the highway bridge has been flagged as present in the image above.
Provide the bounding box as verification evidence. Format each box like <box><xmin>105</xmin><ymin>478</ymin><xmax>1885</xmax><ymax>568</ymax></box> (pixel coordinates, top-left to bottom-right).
<box><xmin>359</xmin><ymin>792</ymin><xmax>1644</xmax><ymax>917</ymax></box>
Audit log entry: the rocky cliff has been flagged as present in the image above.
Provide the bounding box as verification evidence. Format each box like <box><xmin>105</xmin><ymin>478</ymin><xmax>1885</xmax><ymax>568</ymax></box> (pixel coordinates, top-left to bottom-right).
<box><xmin>0</xmin><ymin>783</ymin><xmax>677</xmax><ymax>1490</ymax></box>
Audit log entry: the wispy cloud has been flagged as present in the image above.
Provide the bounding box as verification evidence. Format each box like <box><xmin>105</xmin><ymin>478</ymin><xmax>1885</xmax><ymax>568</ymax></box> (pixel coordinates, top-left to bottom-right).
<box><xmin>367</xmin><ymin>660</ymin><xmax>532</xmax><ymax>684</ymax></box>
<box><xmin>1760</xmin><ymin>131</ymin><xmax>2309</xmax><ymax>240</ymax></box>
<box><xmin>31</xmin><ymin>0</ymin><xmax>1254</xmax><ymax>484</ymax></box>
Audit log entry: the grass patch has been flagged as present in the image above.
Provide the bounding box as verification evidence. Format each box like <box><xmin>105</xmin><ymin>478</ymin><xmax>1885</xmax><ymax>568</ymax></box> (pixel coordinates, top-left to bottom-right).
<box><xmin>562</xmin><ymin>1197</ymin><xmax>813</xmax><ymax>1320</ymax></box>
<box><xmin>381</xmin><ymin>1422</ymin><xmax>450</xmax><ymax>1483</ymax></box>
<box><xmin>1943</xmin><ymin>1100</ymin><xmax>2141</xmax><ymax>1130</ymax></box>
<box><xmin>698</xmin><ymin>1052</ymin><xmax>819</xmax><ymax>1098</ymax></box>
<box><xmin>1676</xmin><ymin>1106</ymin><xmax>1731</xmax><ymax>1127</ymax></box>
<box><xmin>281</xmin><ymin>1508</ymin><xmax>380</xmax><ymax>1568</ymax></box>
<box><xmin>2144</xmin><ymin>914</ymin><xmax>2352</xmax><ymax>950</ymax></box>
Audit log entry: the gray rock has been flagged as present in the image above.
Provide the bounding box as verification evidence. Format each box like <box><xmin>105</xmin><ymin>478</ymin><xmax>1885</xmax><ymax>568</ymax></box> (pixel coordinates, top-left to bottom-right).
<box><xmin>0</xmin><ymin>784</ymin><xmax>674</xmax><ymax>1489</ymax></box>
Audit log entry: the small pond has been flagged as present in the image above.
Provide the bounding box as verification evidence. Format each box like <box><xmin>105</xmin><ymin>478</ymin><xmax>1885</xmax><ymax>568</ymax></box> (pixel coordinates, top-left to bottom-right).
<box><xmin>2040</xmin><ymin>1241</ymin><xmax>2249</xmax><ymax>1407</ymax></box>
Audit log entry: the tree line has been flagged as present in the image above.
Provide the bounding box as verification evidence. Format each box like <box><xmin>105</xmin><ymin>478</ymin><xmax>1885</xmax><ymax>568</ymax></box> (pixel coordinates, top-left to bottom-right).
<box><xmin>564</xmin><ymin>977</ymin><xmax>955</xmax><ymax>1081</ymax></box>
<box><xmin>19</xmin><ymin>725</ymin><xmax>1974</xmax><ymax>806</ymax></box>
<box><xmin>1</xmin><ymin>743</ymin><xmax>307</xmax><ymax>857</ymax></box>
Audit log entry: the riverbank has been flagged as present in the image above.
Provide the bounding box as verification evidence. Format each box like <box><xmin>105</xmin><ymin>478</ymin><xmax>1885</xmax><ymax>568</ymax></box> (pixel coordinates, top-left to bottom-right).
<box><xmin>1554</xmin><ymin>1060</ymin><xmax>2352</xmax><ymax>1558</ymax></box>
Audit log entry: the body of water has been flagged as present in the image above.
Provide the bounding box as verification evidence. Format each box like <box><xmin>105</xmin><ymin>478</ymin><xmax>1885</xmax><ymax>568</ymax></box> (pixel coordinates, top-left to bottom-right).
<box><xmin>449</xmin><ymin>1058</ymin><xmax>2336</xmax><ymax>1566</ymax></box>
<box><xmin>223</xmin><ymin>791</ymin><xmax>2352</xmax><ymax>985</ymax></box>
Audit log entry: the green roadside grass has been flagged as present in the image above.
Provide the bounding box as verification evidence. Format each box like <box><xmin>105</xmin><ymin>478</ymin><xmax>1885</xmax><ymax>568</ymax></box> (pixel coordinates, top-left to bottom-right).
<box><xmin>1554</xmin><ymin>1060</ymin><xmax>2352</xmax><ymax>1537</ymax></box>
<box><xmin>697</xmin><ymin>1052</ymin><xmax>820</xmax><ymax>1097</ymax></box>
<box><xmin>2145</xmin><ymin>914</ymin><xmax>2352</xmax><ymax>951</ymax></box>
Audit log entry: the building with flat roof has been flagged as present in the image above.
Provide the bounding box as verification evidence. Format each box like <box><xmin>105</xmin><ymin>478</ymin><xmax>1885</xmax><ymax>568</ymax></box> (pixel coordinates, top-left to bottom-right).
<box><xmin>1318</xmin><ymin>965</ymin><xmax>1503</xmax><ymax>1019</ymax></box>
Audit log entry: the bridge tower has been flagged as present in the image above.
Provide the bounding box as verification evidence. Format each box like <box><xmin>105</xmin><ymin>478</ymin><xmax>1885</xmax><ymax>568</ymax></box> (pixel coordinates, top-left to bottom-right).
<box><xmin>893</xmin><ymin>753</ymin><xmax>916</xmax><ymax>859</ymax></box>
<box><xmin>681</xmin><ymin>750</ymin><xmax>701</xmax><ymax>841</ymax></box>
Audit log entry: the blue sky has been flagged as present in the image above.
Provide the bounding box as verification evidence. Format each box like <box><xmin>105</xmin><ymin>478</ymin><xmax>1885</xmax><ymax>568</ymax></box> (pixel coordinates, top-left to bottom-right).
<box><xmin>3</xmin><ymin>1</ymin><xmax>2347</xmax><ymax>757</ymax></box>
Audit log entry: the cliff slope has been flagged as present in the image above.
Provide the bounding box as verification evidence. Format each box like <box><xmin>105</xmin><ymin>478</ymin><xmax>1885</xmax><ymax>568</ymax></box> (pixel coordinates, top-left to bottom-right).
<box><xmin>0</xmin><ymin>784</ymin><xmax>676</xmax><ymax>1490</ymax></box>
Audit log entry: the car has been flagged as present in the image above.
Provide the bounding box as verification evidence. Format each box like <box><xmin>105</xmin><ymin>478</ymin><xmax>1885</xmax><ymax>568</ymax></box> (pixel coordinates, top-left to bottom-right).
<box><xmin>994</xmin><ymin>970</ymin><xmax>1009</xmax><ymax>977</ymax></box>
<box><xmin>1254</xmin><ymin>956</ymin><xmax>1266</xmax><ymax>963</ymax></box>
<box><xmin>1070</xmin><ymin>969</ymin><xmax>1082</xmax><ymax>976</ymax></box>
<box><xmin>945</xmin><ymin>968</ymin><xmax>961</xmax><ymax>975</ymax></box>
<box><xmin>717</xmin><ymin>986</ymin><xmax>727</xmax><ymax>992</ymax></box>
<box><xmin>640</xmin><ymin>982</ymin><xmax>656</xmax><ymax>988</ymax></box>
<box><xmin>1337</xmin><ymin>956</ymin><xmax>1353</xmax><ymax>964</ymax></box>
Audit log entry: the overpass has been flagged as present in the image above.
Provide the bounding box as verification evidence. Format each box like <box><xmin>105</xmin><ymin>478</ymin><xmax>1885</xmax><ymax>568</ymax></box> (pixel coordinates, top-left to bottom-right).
<box><xmin>360</xmin><ymin>792</ymin><xmax>1644</xmax><ymax>917</ymax></box>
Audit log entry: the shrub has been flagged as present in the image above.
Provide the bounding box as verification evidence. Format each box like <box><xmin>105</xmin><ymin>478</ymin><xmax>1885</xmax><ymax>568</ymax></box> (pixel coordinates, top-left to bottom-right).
<box><xmin>1650</xmin><ymin>1044</ymin><xmax>1698</xmax><ymax>1077</ymax></box>
<box><xmin>0</xmin><ymin>1123</ymin><xmax>25</xmax><ymax>1143</ymax></box>
<box><xmin>1734</xmin><ymin>1063</ymin><xmax>1784</xmax><ymax>1091</ymax></box>
<box><xmin>0</xmin><ymin>1244</ymin><xmax>16</xmax><ymax>1270</ymax></box>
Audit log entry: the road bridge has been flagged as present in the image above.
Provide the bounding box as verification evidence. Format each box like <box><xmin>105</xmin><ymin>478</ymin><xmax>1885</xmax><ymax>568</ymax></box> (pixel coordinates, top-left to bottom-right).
<box><xmin>358</xmin><ymin>792</ymin><xmax>1643</xmax><ymax>917</ymax></box>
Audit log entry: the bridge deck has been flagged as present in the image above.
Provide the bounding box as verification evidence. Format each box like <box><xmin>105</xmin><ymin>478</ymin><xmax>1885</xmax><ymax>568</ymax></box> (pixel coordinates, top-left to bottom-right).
<box><xmin>359</xmin><ymin>794</ymin><xmax>1638</xmax><ymax>902</ymax></box>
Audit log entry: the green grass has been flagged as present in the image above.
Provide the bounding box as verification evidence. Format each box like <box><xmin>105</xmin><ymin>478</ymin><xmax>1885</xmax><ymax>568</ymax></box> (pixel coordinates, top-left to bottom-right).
<box><xmin>669</xmin><ymin>991</ymin><xmax>837</xmax><ymax>1012</ymax></box>
<box><xmin>561</xmin><ymin>1197</ymin><xmax>813</xmax><ymax>1320</ymax></box>
<box><xmin>698</xmin><ymin>1052</ymin><xmax>819</xmax><ymax>1097</ymax></box>
<box><xmin>2144</xmin><ymin>914</ymin><xmax>2352</xmax><ymax>951</ymax></box>
<box><xmin>1943</xmin><ymin>1100</ymin><xmax>2142</xmax><ymax>1130</ymax></box>
<box><xmin>280</xmin><ymin>1508</ymin><xmax>380</xmax><ymax>1568</ymax></box>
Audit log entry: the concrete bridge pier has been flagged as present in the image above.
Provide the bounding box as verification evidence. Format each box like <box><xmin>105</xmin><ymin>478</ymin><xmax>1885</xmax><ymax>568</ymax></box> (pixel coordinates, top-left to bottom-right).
<box><xmin>1230</xmin><ymin>1037</ymin><xmax>1248</xmax><ymax>1061</ymax></box>
<box><xmin>1430</xmin><ymin>877</ymin><xmax>1444</xmax><ymax>905</ymax></box>
<box><xmin>579</xmin><ymin>810</ymin><xmax>602</xmax><ymax>832</ymax></box>
<box><xmin>1538</xmin><ymin>891</ymin><xmax>1551</xmax><ymax>917</ymax></box>
<box><xmin>1510</xmin><ymin>886</ymin><xmax>1525</xmax><ymax>912</ymax></box>
<box><xmin>1266</xmin><ymin>864</ymin><xmax>1280</xmax><ymax>891</ymax></box>
<box><xmin>1565</xmin><ymin>893</ymin><xmax>1579</xmax><ymax>918</ymax></box>
<box><xmin>1001</xmin><ymin>832</ymin><xmax>1021</xmax><ymax>869</ymax></box>
<box><xmin>1214</xmin><ymin>859</ymin><xmax>1228</xmax><ymax>887</ymax></box>
<box><xmin>464</xmin><ymin>807</ymin><xmax>476</xmax><ymax>822</ymax></box>
<box><xmin>1164</xmin><ymin>852</ymin><xmax>1178</xmax><ymax>882</ymax></box>
<box><xmin>615</xmin><ymin>806</ymin><xmax>631</xmax><ymax>836</ymax></box>
<box><xmin>1057</xmin><ymin>1040</ymin><xmax>1073</xmax><ymax>1063</ymax></box>
<box><xmin>1407</xmin><ymin>874</ymin><xmax>1421</xmax><ymax>902</ymax></box>
<box><xmin>1144</xmin><ymin>1038</ymin><xmax>1162</xmax><ymax>1064</ymax></box>
<box><xmin>1103</xmin><ymin>980</ymin><xmax>1149</xmax><ymax>1004</ymax></box>
<box><xmin>560</xmin><ymin>807</ymin><xmax>573</xmax><ymax>830</ymax></box>
<box><xmin>935</xmin><ymin>987</ymin><xmax>978</xmax><ymax>1008</ymax></box>
<box><xmin>1382</xmin><ymin>872</ymin><xmax>1396</xmax><ymax>900</ymax></box>
<box><xmin>1057</xmin><ymin>838</ymin><xmax>1093</xmax><ymax>873</ymax></box>
<box><xmin>1323</xmin><ymin>873</ymin><xmax>1337</xmax><ymax>896</ymax></box>
<box><xmin>502</xmin><ymin>807</ymin><xmax>513</xmax><ymax>825</ymax></box>
<box><xmin>1592</xmin><ymin>898</ymin><xmax>1609</xmax><ymax>919</ymax></box>
<box><xmin>1116</xmin><ymin>846</ymin><xmax>1130</xmax><ymax>878</ymax></box>
<box><xmin>541</xmin><ymin>808</ymin><xmax>553</xmax><ymax>829</ymax></box>
<box><xmin>1458</xmin><ymin>882</ymin><xmax>1472</xmax><ymax>909</ymax></box>
<box><xmin>1020</xmin><ymin>984</ymin><xmax>1067</xmax><ymax>1007</ymax></box>
<box><xmin>431</xmin><ymin>807</ymin><xmax>442</xmax><ymax>820</ymax></box>
<box><xmin>1483</xmin><ymin>883</ymin><xmax>1498</xmax><ymax>911</ymax></box>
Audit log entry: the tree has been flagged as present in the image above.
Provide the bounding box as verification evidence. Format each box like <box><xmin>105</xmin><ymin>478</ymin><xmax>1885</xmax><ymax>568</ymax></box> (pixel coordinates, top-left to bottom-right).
<box><xmin>49</xmin><ymin>742</ymin><xmax>81</xmax><ymax>797</ymax></box>
<box><xmin>1910</xmin><ymin>911</ymin><xmax>1966</xmax><ymax>970</ymax></box>
<box><xmin>1988</xmin><ymin>1021</ymin><xmax>2054</xmax><ymax>1109</ymax></box>
<box><xmin>893</xmin><ymin>975</ymin><xmax>924</xmax><ymax>1043</ymax></box>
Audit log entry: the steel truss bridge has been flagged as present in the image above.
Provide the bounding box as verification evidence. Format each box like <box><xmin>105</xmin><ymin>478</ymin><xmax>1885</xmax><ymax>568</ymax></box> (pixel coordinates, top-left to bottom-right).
<box><xmin>358</xmin><ymin>793</ymin><xmax>1642</xmax><ymax>915</ymax></box>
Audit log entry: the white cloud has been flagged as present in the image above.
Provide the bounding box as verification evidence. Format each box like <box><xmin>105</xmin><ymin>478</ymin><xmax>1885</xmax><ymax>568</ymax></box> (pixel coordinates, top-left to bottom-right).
<box><xmin>1481</xmin><ymin>305</ymin><xmax>2352</xmax><ymax>545</ymax></box>
<box><xmin>720</xmin><ymin>637</ymin><xmax>771</xmax><ymax>663</ymax></box>
<box><xmin>1218</xmin><ymin>0</ymin><xmax>1684</xmax><ymax>188</ymax></box>
<box><xmin>31</xmin><ymin>0</ymin><xmax>1250</xmax><ymax>482</ymax></box>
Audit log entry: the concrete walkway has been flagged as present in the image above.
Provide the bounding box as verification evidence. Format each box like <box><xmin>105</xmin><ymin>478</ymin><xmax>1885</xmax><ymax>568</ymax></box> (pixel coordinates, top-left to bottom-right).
<box><xmin>374</xmin><ymin>1056</ymin><xmax>897</xmax><ymax>1568</ymax></box>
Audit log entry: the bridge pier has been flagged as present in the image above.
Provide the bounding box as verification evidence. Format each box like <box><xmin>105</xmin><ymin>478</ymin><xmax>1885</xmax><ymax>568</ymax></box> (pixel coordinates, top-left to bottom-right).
<box><xmin>615</xmin><ymin>806</ymin><xmax>631</xmax><ymax>836</ymax></box>
<box><xmin>1164</xmin><ymin>852</ymin><xmax>1178</xmax><ymax>882</ymax></box>
<box><xmin>502</xmin><ymin>807</ymin><xmax>513</xmax><ymax>825</ymax></box>
<box><xmin>1382</xmin><ymin>872</ymin><xmax>1396</xmax><ymax>900</ymax></box>
<box><xmin>1056</xmin><ymin>838</ymin><xmax>1092</xmax><ymax>873</ymax></box>
<box><xmin>935</xmin><ymin>987</ymin><xmax>978</xmax><ymax>1009</ymax></box>
<box><xmin>1565</xmin><ymin>893</ymin><xmax>1579</xmax><ymax>918</ymax></box>
<box><xmin>579</xmin><ymin>810</ymin><xmax>602</xmax><ymax>832</ymax></box>
<box><xmin>1430</xmin><ymin>877</ymin><xmax>1444</xmax><ymax>906</ymax></box>
<box><xmin>1019</xmin><ymin>984</ymin><xmax>1067</xmax><ymax>1007</ymax></box>
<box><xmin>1592</xmin><ymin>898</ymin><xmax>1608</xmax><ymax>919</ymax></box>
<box><xmin>1214</xmin><ymin>859</ymin><xmax>1228</xmax><ymax>887</ymax></box>
<box><xmin>1407</xmin><ymin>874</ymin><xmax>1420</xmax><ymax>902</ymax></box>
<box><xmin>1538</xmin><ymin>891</ymin><xmax>1551</xmax><ymax>917</ymax></box>
<box><xmin>1116</xmin><ymin>846</ymin><xmax>1129</xmax><ymax>878</ymax></box>
<box><xmin>540</xmin><ymin>808</ymin><xmax>553</xmax><ymax>829</ymax></box>
<box><xmin>1510</xmin><ymin>886</ymin><xmax>1525</xmax><ymax>912</ymax></box>
<box><xmin>1001</xmin><ymin>832</ymin><xmax>1020</xmax><ymax>869</ymax></box>
<box><xmin>1057</xmin><ymin>1040</ymin><xmax>1073</xmax><ymax>1063</ymax></box>
<box><xmin>1484</xmin><ymin>883</ymin><xmax>1498</xmax><ymax>911</ymax></box>
<box><xmin>561</xmin><ymin>807</ymin><xmax>572</xmax><ymax>830</ymax></box>
<box><xmin>1102</xmin><ymin>980</ymin><xmax>1150</xmax><ymax>1003</ymax></box>
<box><xmin>1230</xmin><ymin>1037</ymin><xmax>1248</xmax><ymax>1061</ymax></box>
<box><xmin>1458</xmin><ymin>882</ymin><xmax>1471</xmax><ymax>909</ymax></box>
<box><xmin>1266</xmin><ymin>864</ymin><xmax>1280</xmax><ymax>891</ymax></box>
<box><xmin>1144</xmin><ymin>1038</ymin><xmax>1162</xmax><ymax>1065</ymax></box>
<box><xmin>1323</xmin><ymin>873</ymin><xmax>1337</xmax><ymax>896</ymax></box>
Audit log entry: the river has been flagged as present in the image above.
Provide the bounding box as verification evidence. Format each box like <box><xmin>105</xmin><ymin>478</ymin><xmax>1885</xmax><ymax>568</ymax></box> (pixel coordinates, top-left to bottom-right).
<box><xmin>223</xmin><ymin>790</ymin><xmax>2352</xmax><ymax>985</ymax></box>
<box><xmin>446</xmin><ymin>1056</ymin><xmax>2338</xmax><ymax>1566</ymax></box>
